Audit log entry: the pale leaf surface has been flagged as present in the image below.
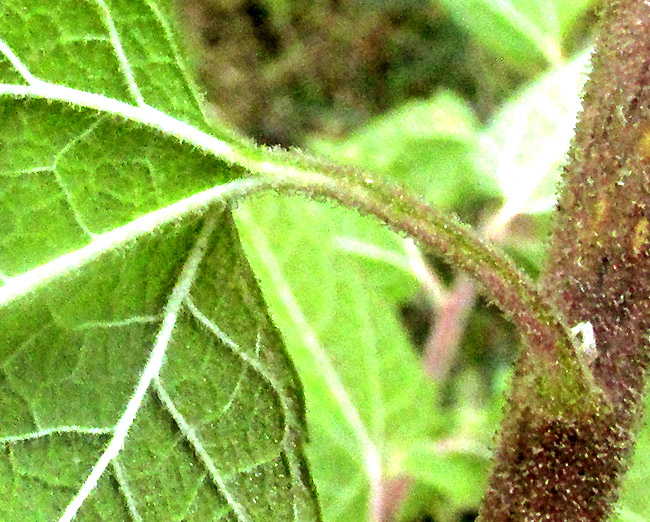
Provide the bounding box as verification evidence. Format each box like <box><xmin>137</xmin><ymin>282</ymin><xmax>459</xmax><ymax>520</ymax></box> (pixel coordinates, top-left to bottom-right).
<box><xmin>310</xmin><ymin>90</ymin><xmax>498</xmax><ymax>215</ymax></box>
<box><xmin>434</xmin><ymin>0</ymin><xmax>562</xmax><ymax>69</ymax></box>
<box><xmin>434</xmin><ymin>0</ymin><xmax>596</xmax><ymax>70</ymax></box>
<box><xmin>478</xmin><ymin>49</ymin><xmax>592</xmax><ymax>220</ymax></box>
<box><xmin>237</xmin><ymin>196</ymin><xmax>440</xmax><ymax>521</ymax></box>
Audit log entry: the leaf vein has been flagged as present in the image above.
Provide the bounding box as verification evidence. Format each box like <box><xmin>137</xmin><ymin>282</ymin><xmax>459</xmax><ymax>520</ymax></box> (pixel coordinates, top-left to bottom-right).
<box><xmin>184</xmin><ymin>299</ymin><xmax>290</xmax><ymax>433</ymax></box>
<box><xmin>0</xmin><ymin>426</ymin><xmax>113</xmax><ymax>446</ymax></box>
<box><xmin>0</xmin><ymin>35</ymin><xmax>36</xmax><ymax>84</ymax></box>
<box><xmin>50</xmin><ymin>117</ymin><xmax>109</xmax><ymax>237</ymax></box>
<box><xmin>58</xmin><ymin>213</ymin><xmax>218</xmax><ymax>522</ymax></box>
<box><xmin>71</xmin><ymin>315</ymin><xmax>162</xmax><ymax>330</ymax></box>
<box><xmin>141</xmin><ymin>0</ymin><xmax>212</xmax><ymax>126</ymax></box>
<box><xmin>0</xmin><ymin>177</ymin><xmax>263</xmax><ymax>304</ymax></box>
<box><xmin>111</xmin><ymin>459</ymin><xmax>143</xmax><ymax>522</ymax></box>
<box><xmin>153</xmin><ymin>378</ymin><xmax>252</xmax><ymax>522</ymax></box>
<box><xmin>0</xmin><ymin>82</ymin><xmax>234</xmax><ymax>158</ymax></box>
<box><xmin>184</xmin><ymin>299</ymin><xmax>304</xmax><ymax>518</ymax></box>
<box><xmin>91</xmin><ymin>0</ymin><xmax>144</xmax><ymax>105</ymax></box>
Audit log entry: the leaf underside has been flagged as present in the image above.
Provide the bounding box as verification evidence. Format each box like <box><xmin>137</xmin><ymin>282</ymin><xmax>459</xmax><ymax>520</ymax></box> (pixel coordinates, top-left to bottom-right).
<box><xmin>0</xmin><ymin>1</ymin><xmax>318</xmax><ymax>520</ymax></box>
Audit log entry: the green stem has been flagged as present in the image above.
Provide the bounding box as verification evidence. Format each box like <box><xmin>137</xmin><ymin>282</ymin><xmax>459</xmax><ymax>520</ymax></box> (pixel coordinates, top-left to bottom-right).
<box><xmin>233</xmin><ymin>149</ymin><xmax>607</xmax><ymax>416</ymax></box>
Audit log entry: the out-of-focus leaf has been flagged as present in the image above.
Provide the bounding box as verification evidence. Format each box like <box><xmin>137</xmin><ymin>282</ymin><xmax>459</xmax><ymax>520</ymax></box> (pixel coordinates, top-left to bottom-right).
<box><xmin>310</xmin><ymin>90</ymin><xmax>498</xmax><ymax>216</ymax></box>
<box><xmin>434</xmin><ymin>0</ymin><xmax>597</xmax><ymax>70</ymax></box>
<box><xmin>434</xmin><ymin>0</ymin><xmax>562</xmax><ymax>70</ymax></box>
<box><xmin>555</xmin><ymin>0</ymin><xmax>599</xmax><ymax>37</ymax></box>
<box><xmin>236</xmin><ymin>196</ymin><xmax>440</xmax><ymax>522</ymax></box>
<box><xmin>613</xmin><ymin>509</ymin><xmax>647</xmax><ymax>522</ymax></box>
<box><xmin>478</xmin><ymin>48</ymin><xmax>592</xmax><ymax>222</ymax></box>
<box><xmin>615</xmin><ymin>393</ymin><xmax>650</xmax><ymax>521</ymax></box>
<box><xmin>500</xmin><ymin>213</ymin><xmax>555</xmax><ymax>277</ymax></box>
<box><xmin>400</xmin><ymin>443</ymin><xmax>489</xmax><ymax>510</ymax></box>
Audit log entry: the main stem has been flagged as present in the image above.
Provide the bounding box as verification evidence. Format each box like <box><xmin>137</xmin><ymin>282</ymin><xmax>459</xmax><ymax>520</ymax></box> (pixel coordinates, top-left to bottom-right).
<box><xmin>479</xmin><ymin>1</ymin><xmax>650</xmax><ymax>519</ymax></box>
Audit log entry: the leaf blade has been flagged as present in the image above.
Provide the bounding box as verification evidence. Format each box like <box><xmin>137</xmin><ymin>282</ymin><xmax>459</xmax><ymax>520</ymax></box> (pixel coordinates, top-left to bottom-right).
<box><xmin>0</xmin><ymin>1</ymin><xmax>319</xmax><ymax>519</ymax></box>
<box><xmin>236</xmin><ymin>197</ymin><xmax>440</xmax><ymax>521</ymax></box>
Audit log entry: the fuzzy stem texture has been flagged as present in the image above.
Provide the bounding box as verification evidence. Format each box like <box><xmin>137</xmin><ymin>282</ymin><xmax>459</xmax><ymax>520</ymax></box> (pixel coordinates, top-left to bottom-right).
<box><xmin>479</xmin><ymin>1</ymin><xmax>650</xmax><ymax>519</ymax></box>
<box><xmin>252</xmin><ymin>164</ymin><xmax>604</xmax><ymax>415</ymax></box>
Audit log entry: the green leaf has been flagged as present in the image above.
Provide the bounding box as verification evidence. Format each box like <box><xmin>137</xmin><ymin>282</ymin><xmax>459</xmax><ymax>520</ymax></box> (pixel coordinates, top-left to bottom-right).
<box><xmin>613</xmin><ymin>509</ymin><xmax>648</xmax><ymax>522</ymax></box>
<box><xmin>434</xmin><ymin>0</ymin><xmax>595</xmax><ymax>70</ymax></box>
<box><xmin>236</xmin><ymin>196</ymin><xmax>440</xmax><ymax>521</ymax></box>
<box><xmin>0</xmin><ymin>1</ymin><xmax>318</xmax><ymax>520</ymax></box>
<box><xmin>310</xmin><ymin>90</ymin><xmax>498</xmax><ymax>215</ymax></box>
<box><xmin>554</xmin><ymin>0</ymin><xmax>598</xmax><ymax>38</ymax></box>
<box><xmin>615</xmin><ymin>394</ymin><xmax>650</xmax><ymax>520</ymax></box>
<box><xmin>434</xmin><ymin>0</ymin><xmax>563</xmax><ymax>70</ymax></box>
<box><xmin>478</xmin><ymin>48</ymin><xmax>592</xmax><ymax>223</ymax></box>
<box><xmin>400</xmin><ymin>444</ymin><xmax>489</xmax><ymax>510</ymax></box>
<box><xmin>395</xmin><ymin>369</ymin><xmax>507</xmax><ymax>514</ymax></box>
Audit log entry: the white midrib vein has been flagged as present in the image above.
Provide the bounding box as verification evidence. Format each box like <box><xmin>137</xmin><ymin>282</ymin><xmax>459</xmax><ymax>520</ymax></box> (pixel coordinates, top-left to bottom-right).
<box><xmin>59</xmin><ymin>215</ymin><xmax>218</xmax><ymax>522</ymax></box>
<box><xmin>0</xmin><ymin>18</ymin><xmax>302</xmax><ymax>521</ymax></box>
<box><xmin>0</xmin><ymin>35</ymin><xmax>341</xmax><ymax>306</ymax></box>
<box><xmin>0</xmin><ymin>175</ymin><xmax>266</xmax><ymax>308</ymax></box>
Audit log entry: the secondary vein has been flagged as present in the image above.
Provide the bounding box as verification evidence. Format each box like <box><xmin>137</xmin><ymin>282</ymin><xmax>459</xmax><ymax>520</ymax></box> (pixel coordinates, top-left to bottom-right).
<box><xmin>153</xmin><ymin>379</ymin><xmax>252</xmax><ymax>522</ymax></box>
<box><xmin>59</xmin><ymin>212</ymin><xmax>218</xmax><ymax>522</ymax></box>
<box><xmin>92</xmin><ymin>0</ymin><xmax>145</xmax><ymax>105</ymax></box>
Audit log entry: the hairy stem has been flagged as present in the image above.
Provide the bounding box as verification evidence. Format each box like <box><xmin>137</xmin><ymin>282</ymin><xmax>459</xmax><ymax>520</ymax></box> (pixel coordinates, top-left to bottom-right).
<box><xmin>480</xmin><ymin>1</ymin><xmax>650</xmax><ymax>519</ymax></box>
<box><xmin>237</xmin><ymin>152</ymin><xmax>607</xmax><ymax>417</ymax></box>
<box><xmin>0</xmin><ymin>67</ymin><xmax>600</xmax><ymax>415</ymax></box>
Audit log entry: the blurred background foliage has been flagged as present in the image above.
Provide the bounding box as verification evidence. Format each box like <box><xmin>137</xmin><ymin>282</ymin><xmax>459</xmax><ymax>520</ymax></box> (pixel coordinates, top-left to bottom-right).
<box><xmin>175</xmin><ymin>0</ymin><xmax>650</xmax><ymax>520</ymax></box>
<box><xmin>181</xmin><ymin>0</ymin><xmax>596</xmax><ymax>147</ymax></box>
